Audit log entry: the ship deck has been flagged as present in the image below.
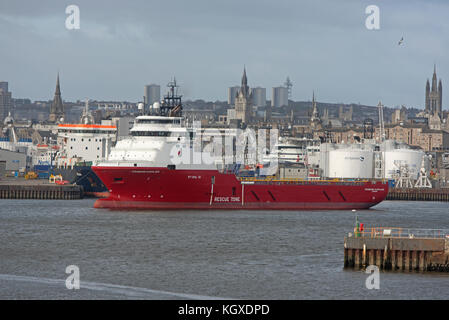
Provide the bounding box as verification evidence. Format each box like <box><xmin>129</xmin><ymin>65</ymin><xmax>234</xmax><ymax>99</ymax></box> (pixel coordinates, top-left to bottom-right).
<box><xmin>237</xmin><ymin>177</ymin><xmax>386</xmax><ymax>186</ymax></box>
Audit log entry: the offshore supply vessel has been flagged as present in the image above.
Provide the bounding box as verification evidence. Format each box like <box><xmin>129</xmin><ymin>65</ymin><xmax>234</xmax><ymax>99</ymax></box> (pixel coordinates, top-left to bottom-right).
<box><xmin>92</xmin><ymin>80</ymin><xmax>388</xmax><ymax>210</ymax></box>
<box><xmin>53</xmin><ymin>100</ymin><xmax>118</xmax><ymax>197</ymax></box>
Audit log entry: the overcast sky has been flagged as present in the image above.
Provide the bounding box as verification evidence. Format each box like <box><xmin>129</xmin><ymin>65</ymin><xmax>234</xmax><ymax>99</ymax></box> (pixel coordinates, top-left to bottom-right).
<box><xmin>0</xmin><ymin>0</ymin><xmax>447</xmax><ymax>108</ymax></box>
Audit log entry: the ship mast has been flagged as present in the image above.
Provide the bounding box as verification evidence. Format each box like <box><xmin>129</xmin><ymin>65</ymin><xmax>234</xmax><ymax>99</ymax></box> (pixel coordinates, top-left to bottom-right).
<box><xmin>160</xmin><ymin>78</ymin><xmax>183</xmax><ymax>117</ymax></box>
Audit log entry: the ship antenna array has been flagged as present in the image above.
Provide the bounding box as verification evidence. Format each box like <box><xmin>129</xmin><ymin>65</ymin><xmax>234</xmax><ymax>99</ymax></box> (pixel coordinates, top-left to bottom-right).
<box><xmin>160</xmin><ymin>77</ymin><xmax>183</xmax><ymax>116</ymax></box>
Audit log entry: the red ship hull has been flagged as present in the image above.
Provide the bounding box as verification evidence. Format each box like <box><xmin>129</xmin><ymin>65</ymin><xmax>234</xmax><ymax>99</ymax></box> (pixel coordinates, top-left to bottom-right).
<box><xmin>92</xmin><ymin>166</ymin><xmax>389</xmax><ymax>210</ymax></box>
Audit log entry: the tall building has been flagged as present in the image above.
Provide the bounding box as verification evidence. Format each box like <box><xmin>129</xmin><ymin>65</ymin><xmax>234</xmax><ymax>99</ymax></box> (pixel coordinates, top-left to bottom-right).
<box><xmin>309</xmin><ymin>92</ymin><xmax>322</xmax><ymax>130</ymax></box>
<box><xmin>0</xmin><ymin>81</ymin><xmax>8</xmax><ymax>93</ymax></box>
<box><xmin>48</xmin><ymin>73</ymin><xmax>65</xmax><ymax>123</ymax></box>
<box><xmin>391</xmin><ymin>106</ymin><xmax>408</xmax><ymax>124</ymax></box>
<box><xmin>144</xmin><ymin>84</ymin><xmax>160</xmax><ymax>106</ymax></box>
<box><xmin>228</xmin><ymin>86</ymin><xmax>240</xmax><ymax>105</ymax></box>
<box><xmin>0</xmin><ymin>81</ymin><xmax>12</xmax><ymax>123</ymax></box>
<box><xmin>271</xmin><ymin>86</ymin><xmax>288</xmax><ymax>108</ymax></box>
<box><xmin>234</xmin><ymin>67</ymin><xmax>253</xmax><ymax>124</ymax></box>
<box><xmin>252</xmin><ymin>87</ymin><xmax>266</xmax><ymax>107</ymax></box>
<box><xmin>425</xmin><ymin>65</ymin><xmax>443</xmax><ymax>116</ymax></box>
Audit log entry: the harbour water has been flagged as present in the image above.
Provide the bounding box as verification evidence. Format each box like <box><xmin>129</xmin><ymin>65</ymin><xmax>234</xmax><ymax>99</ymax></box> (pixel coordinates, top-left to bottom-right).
<box><xmin>0</xmin><ymin>199</ymin><xmax>448</xmax><ymax>300</ymax></box>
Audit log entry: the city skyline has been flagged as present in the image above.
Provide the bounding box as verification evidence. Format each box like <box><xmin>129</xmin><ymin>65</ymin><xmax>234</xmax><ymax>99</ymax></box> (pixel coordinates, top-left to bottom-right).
<box><xmin>0</xmin><ymin>0</ymin><xmax>448</xmax><ymax>109</ymax></box>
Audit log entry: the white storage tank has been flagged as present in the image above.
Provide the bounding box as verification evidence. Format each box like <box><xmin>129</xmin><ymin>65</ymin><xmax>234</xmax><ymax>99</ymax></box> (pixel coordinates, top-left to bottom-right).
<box><xmin>327</xmin><ymin>149</ymin><xmax>374</xmax><ymax>179</ymax></box>
<box><xmin>383</xmin><ymin>148</ymin><xmax>424</xmax><ymax>179</ymax></box>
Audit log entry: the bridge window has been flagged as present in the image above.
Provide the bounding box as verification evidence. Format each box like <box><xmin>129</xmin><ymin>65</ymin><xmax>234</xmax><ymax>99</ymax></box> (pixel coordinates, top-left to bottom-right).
<box><xmin>136</xmin><ymin>119</ymin><xmax>181</xmax><ymax>124</ymax></box>
<box><xmin>131</xmin><ymin>131</ymin><xmax>171</xmax><ymax>136</ymax></box>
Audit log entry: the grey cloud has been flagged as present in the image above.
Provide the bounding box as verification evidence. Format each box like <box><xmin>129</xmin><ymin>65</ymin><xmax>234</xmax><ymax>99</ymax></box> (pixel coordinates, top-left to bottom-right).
<box><xmin>0</xmin><ymin>0</ymin><xmax>447</xmax><ymax>108</ymax></box>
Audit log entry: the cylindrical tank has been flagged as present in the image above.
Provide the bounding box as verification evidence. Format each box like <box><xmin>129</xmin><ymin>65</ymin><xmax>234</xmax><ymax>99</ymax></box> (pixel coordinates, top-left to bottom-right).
<box><xmin>327</xmin><ymin>149</ymin><xmax>374</xmax><ymax>179</ymax></box>
<box><xmin>383</xmin><ymin>148</ymin><xmax>424</xmax><ymax>179</ymax></box>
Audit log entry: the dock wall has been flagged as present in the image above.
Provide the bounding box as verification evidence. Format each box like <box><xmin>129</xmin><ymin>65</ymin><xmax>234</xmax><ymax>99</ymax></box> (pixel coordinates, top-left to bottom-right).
<box><xmin>0</xmin><ymin>184</ymin><xmax>83</xmax><ymax>200</ymax></box>
<box><xmin>387</xmin><ymin>188</ymin><xmax>449</xmax><ymax>201</ymax></box>
<box><xmin>344</xmin><ymin>236</ymin><xmax>449</xmax><ymax>272</ymax></box>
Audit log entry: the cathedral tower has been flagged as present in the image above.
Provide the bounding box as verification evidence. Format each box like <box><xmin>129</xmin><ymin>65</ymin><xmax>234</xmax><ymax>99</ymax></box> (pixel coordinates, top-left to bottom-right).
<box><xmin>310</xmin><ymin>91</ymin><xmax>322</xmax><ymax>130</ymax></box>
<box><xmin>425</xmin><ymin>65</ymin><xmax>443</xmax><ymax>116</ymax></box>
<box><xmin>234</xmin><ymin>67</ymin><xmax>253</xmax><ymax>124</ymax></box>
<box><xmin>49</xmin><ymin>73</ymin><xmax>65</xmax><ymax>123</ymax></box>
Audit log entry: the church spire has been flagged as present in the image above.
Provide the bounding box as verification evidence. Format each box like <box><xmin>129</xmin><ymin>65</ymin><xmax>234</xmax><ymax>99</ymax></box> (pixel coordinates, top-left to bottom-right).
<box><xmin>240</xmin><ymin>66</ymin><xmax>249</xmax><ymax>97</ymax></box>
<box><xmin>311</xmin><ymin>91</ymin><xmax>319</xmax><ymax>119</ymax></box>
<box><xmin>310</xmin><ymin>91</ymin><xmax>321</xmax><ymax>130</ymax></box>
<box><xmin>242</xmin><ymin>66</ymin><xmax>247</xmax><ymax>87</ymax></box>
<box><xmin>49</xmin><ymin>72</ymin><xmax>65</xmax><ymax>123</ymax></box>
<box><xmin>55</xmin><ymin>72</ymin><xmax>61</xmax><ymax>95</ymax></box>
<box><xmin>234</xmin><ymin>66</ymin><xmax>253</xmax><ymax>124</ymax></box>
<box><xmin>432</xmin><ymin>64</ymin><xmax>437</xmax><ymax>91</ymax></box>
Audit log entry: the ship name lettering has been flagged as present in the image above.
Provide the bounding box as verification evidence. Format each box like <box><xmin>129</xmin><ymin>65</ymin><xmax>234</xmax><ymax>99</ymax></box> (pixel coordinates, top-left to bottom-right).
<box><xmin>365</xmin><ymin>188</ymin><xmax>384</xmax><ymax>192</ymax></box>
<box><xmin>214</xmin><ymin>196</ymin><xmax>241</xmax><ymax>202</ymax></box>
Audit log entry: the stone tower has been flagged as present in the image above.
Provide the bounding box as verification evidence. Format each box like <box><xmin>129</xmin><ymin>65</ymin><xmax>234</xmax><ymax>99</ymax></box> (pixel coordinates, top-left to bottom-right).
<box><xmin>234</xmin><ymin>67</ymin><xmax>253</xmax><ymax>124</ymax></box>
<box><xmin>425</xmin><ymin>65</ymin><xmax>443</xmax><ymax>116</ymax></box>
<box><xmin>49</xmin><ymin>73</ymin><xmax>65</xmax><ymax>123</ymax></box>
<box><xmin>310</xmin><ymin>92</ymin><xmax>322</xmax><ymax>130</ymax></box>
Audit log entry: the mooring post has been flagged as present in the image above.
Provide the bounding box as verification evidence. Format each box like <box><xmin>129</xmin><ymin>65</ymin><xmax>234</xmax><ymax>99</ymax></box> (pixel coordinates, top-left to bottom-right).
<box><xmin>344</xmin><ymin>248</ymin><xmax>348</xmax><ymax>268</ymax></box>
<box><xmin>412</xmin><ymin>251</ymin><xmax>418</xmax><ymax>271</ymax></box>
<box><xmin>383</xmin><ymin>245</ymin><xmax>389</xmax><ymax>270</ymax></box>
<box><xmin>376</xmin><ymin>250</ymin><xmax>382</xmax><ymax>268</ymax></box>
<box><xmin>362</xmin><ymin>244</ymin><xmax>367</xmax><ymax>267</ymax></box>
<box><xmin>405</xmin><ymin>251</ymin><xmax>410</xmax><ymax>271</ymax></box>
<box><xmin>369</xmin><ymin>249</ymin><xmax>374</xmax><ymax>266</ymax></box>
<box><xmin>419</xmin><ymin>251</ymin><xmax>425</xmax><ymax>272</ymax></box>
<box><xmin>348</xmin><ymin>248</ymin><xmax>354</xmax><ymax>268</ymax></box>
<box><xmin>354</xmin><ymin>249</ymin><xmax>361</xmax><ymax>269</ymax></box>
<box><xmin>391</xmin><ymin>250</ymin><xmax>397</xmax><ymax>270</ymax></box>
<box><xmin>397</xmin><ymin>251</ymin><xmax>403</xmax><ymax>271</ymax></box>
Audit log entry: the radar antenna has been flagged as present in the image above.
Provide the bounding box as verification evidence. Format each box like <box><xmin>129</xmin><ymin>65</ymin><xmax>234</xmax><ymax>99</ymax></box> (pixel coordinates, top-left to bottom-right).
<box><xmin>160</xmin><ymin>78</ymin><xmax>183</xmax><ymax>117</ymax></box>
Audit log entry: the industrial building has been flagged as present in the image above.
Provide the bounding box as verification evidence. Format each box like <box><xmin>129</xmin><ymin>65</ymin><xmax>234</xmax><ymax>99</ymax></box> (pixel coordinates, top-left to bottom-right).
<box><xmin>320</xmin><ymin>140</ymin><xmax>425</xmax><ymax>181</ymax></box>
<box><xmin>0</xmin><ymin>148</ymin><xmax>27</xmax><ymax>175</ymax></box>
<box><xmin>252</xmin><ymin>87</ymin><xmax>267</xmax><ymax>107</ymax></box>
<box><xmin>271</xmin><ymin>86</ymin><xmax>288</xmax><ymax>108</ymax></box>
<box><xmin>0</xmin><ymin>81</ymin><xmax>12</xmax><ymax>123</ymax></box>
<box><xmin>144</xmin><ymin>84</ymin><xmax>160</xmax><ymax>106</ymax></box>
<box><xmin>227</xmin><ymin>86</ymin><xmax>240</xmax><ymax>105</ymax></box>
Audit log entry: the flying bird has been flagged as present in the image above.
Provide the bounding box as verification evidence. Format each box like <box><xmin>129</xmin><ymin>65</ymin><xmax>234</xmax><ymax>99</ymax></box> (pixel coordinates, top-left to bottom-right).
<box><xmin>398</xmin><ymin>37</ymin><xmax>404</xmax><ymax>45</ymax></box>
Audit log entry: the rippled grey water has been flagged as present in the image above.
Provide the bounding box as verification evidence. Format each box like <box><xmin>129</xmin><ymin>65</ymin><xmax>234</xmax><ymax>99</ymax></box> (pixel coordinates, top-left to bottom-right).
<box><xmin>0</xmin><ymin>199</ymin><xmax>448</xmax><ymax>299</ymax></box>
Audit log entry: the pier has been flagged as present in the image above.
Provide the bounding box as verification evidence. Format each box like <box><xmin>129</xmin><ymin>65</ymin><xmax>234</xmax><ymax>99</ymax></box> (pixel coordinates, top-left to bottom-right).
<box><xmin>0</xmin><ymin>179</ymin><xmax>83</xmax><ymax>200</ymax></box>
<box><xmin>344</xmin><ymin>227</ymin><xmax>449</xmax><ymax>272</ymax></box>
<box><xmin>387</xmin><ymin>188</ymin><xmax>449</xmax><ymax>202</ymax></box>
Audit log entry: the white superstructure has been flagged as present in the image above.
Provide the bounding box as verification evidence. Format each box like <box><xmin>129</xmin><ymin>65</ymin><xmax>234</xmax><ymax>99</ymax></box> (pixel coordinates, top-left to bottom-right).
<box><xmin>105</xmin><ymin>115</ymin><xmax>192</xmax><ymax>167</ymax></box>
<box><xmin>264</xmin><ymin>137</ymin><xmax>320</xmax><ymax>166</ymax></box>
<box><xmin>56</xmin><ymin>123</ymin><xmax>117</xmax><ymax>167</ymax></box>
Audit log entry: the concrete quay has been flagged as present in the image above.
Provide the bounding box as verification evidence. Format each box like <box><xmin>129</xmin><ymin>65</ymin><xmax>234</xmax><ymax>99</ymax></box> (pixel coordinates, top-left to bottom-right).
<box><xmin>387</xmin><ymin>188</ymin><xmax>449</xmax><ymax>201</ymax></box>
<box><xmin>344</xmin><ymin>227</ymin><xmax>449</xmax><ymax>272</ymax></box>
<box><xmin>0</xmin><ymin>178</ymin><xmax>83</xmax><ymax>200</ymax></box>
